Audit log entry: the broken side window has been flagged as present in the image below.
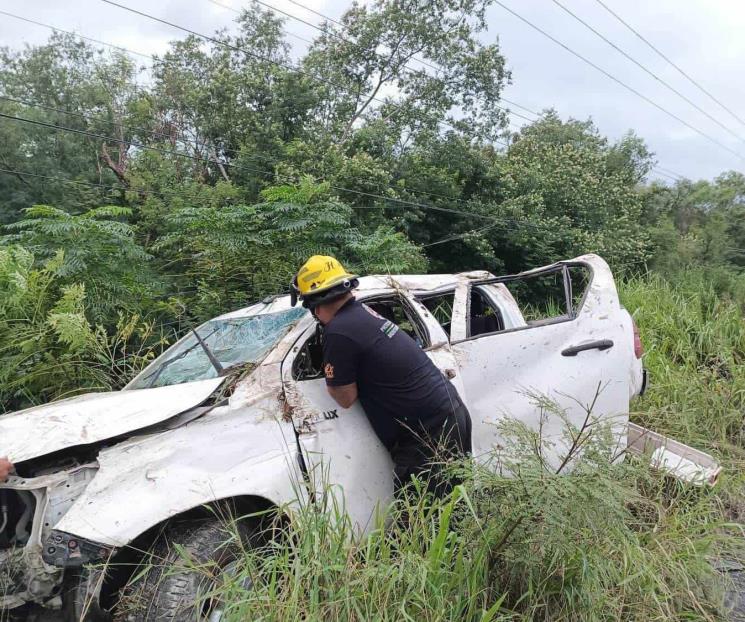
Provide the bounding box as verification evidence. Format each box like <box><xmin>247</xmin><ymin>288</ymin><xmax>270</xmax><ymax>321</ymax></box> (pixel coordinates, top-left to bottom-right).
<box><xmin>503</xmin><ymin>269</ymin><xmax>569</xmax><ymax>325</ymax></box>
<box><xmin>365</xmin><ymin>297</ymin><xmax>428</xmax><ymax>347</ymax></box>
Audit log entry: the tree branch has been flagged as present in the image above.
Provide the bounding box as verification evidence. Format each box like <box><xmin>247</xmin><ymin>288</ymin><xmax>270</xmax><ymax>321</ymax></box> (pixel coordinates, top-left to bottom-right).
<box><xmin>100</xmin><ymin>142</ymin><xmax>129</xmax><ymax>187</ymax></box>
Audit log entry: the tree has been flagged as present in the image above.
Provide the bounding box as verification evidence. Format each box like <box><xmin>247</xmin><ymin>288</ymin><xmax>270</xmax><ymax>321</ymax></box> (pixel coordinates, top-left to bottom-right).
<box><xmin>0</xmin><ymin>33</ymin><xmax>141</xmax><ymax>222</ymax></box>
<box><xmin>153</xmin><ymin>178</ymin><xmax>426</xmax><ymax>319</ymax></box>
<box><xmin>302</xmin><ymin>0</ymin><xmax>509</xmax><ymax>147</ymax></box>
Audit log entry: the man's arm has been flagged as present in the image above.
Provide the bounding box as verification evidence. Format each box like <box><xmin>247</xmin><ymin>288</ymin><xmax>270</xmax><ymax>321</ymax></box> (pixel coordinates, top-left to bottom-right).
<box><xmin>0</xmin><ymin>457</ymin><xmax>13</xmax><ymax>482</ymax></box>
<box><xmin>327</xmin><ymin>383</ymin><xmax>358</xmax><ymax>409</ymax></box>
<box><xmin>323</xmin><ymin>331</ymin><xmax>359</xmax><ymax>408</ymax></box>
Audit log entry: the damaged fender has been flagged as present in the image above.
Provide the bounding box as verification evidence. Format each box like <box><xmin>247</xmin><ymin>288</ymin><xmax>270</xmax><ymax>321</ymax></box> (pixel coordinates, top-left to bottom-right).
<box><xmin>53</xmin><ymin>396</ymin><xmax>305</xmax><ymax>548</ymax></box>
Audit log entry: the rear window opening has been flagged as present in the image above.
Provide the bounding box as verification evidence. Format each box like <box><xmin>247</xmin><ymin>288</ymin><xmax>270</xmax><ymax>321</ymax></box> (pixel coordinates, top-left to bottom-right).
<box><xmin>466</xmin><ymin>264</ymin><xmax>592</xmax><ymax>338</ymax></box>
<box><xmin>498</xmin><ymin>265</ymin><xmax>592</xmax><ymax>327</ymax></box>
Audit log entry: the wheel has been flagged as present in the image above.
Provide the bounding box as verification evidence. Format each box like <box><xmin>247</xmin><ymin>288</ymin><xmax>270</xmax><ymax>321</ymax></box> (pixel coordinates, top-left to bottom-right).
<box><xmin>117</xmin><ymin>519</ymin><xmax>255</xmax><ymax>622</ymax></box>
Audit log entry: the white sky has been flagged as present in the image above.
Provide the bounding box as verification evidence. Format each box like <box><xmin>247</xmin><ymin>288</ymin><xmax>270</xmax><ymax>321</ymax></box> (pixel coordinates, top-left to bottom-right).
<box><xmin>1</xmin><ymin>0</ymin><xmax>744</xmax><ymax>183</ymax></box>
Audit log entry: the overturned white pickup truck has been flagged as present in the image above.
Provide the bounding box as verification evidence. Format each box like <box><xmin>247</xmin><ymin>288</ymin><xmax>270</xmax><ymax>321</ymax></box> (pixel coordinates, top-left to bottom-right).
<box><xmin>0</xmin><ymin>254</ymin><xmax>718</xmax><ymax>620</ymax></box>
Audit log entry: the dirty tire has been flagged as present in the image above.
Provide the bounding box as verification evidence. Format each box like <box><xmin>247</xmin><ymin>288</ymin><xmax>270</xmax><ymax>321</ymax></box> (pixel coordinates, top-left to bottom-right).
<box><xmin>120</xmin><ymin>519</ymin><xmax>254</xmax><ymax>622</ymax></box>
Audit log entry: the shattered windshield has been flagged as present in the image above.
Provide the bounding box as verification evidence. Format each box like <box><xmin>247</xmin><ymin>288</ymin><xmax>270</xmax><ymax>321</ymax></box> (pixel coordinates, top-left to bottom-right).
<box><xmin>128</xmin><ymin>307</ymin><xmax>307</xmax><ymax>390</ymax></box>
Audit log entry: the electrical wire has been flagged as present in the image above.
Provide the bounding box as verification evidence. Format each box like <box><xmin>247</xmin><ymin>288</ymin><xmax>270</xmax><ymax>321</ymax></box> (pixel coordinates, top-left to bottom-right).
<box><xmin>0</xmin><ymin>162</ymin><xmax>596</xmax><ymax>243</ymax></box>
<box><xmin>0</xmin><ymin>95</ymin><xmax>179</xmax><ymax>146</ymax></box>
<box><xmin>0</xmin><ymin>13</ymin><xmax>518</xmax><ymax>209</ymax></box>
<box><xmin>0</xmin><ymin>145</ymin><xmax>492</xmax><ymax>224</ymax></box>
<box><xmin>550</xmin><ymin>0</ymin><xmax>745</xmax><ymax>145</ymax></box>
<box><xmin>0</xmin><ymin>95</ymin><xmax>518</xmax><ymax>212</ymax></box>
<box><xmin>593</xmin><ymin>0</ymin><xmax>745</xmax><ymax>130</ymax></box>
<box><xmin>1</xmin><ymin>6</ymin><xmax>689</xmax><ymax>198</ymax></box>
<box><xmin>650</xmin><ymin>168</ymin><xmax>681</xmax><ymax>182</ymax></box>
<box><xmin>493</xmin><ymin>0</ymin><xmax>745</xmax><ymax>164</ymax></box>
<box><xmin>653</xmin><ymin>166</ymin><xmax>684</xmax><ymax>180</ymax></box>
<box><xmin>423</xmin><ymin>222</ymin><xmax>501</xmax><ymax>248</ymax></box>
<box><xmin>246</xmin><ymin>0</ymin><xmax>693</xmax><ymax>179</ymax></box>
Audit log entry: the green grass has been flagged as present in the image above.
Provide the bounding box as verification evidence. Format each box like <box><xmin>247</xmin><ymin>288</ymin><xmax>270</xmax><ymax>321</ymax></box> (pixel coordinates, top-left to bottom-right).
<box><xmin>164</xmin><ymin>422</ymin><xmax>732</xmax><ymax>621</ymax></box>
<box><xmin>620</xmin><ymin>270</ymin><xmax>745</xmax><ymax>525</ymax></box>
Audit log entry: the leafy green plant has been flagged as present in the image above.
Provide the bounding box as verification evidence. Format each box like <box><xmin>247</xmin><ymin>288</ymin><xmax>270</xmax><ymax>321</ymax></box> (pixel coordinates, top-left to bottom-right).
<box><xmin>0</xmin><ymin>245</ymin><xmax>165</xmax><ymax>411</ymax></box>
<box><xmin>3</xmin><ymin>204</ymin><xmax>157</xmax><ymax>322</ymax></box>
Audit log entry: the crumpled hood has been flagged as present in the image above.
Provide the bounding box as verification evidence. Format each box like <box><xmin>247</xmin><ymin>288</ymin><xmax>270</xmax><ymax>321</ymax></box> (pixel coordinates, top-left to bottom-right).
<box><xmin>0</xmin><ymin>377</ymin><xmax>225</xmax><ymax>463</ymax></box>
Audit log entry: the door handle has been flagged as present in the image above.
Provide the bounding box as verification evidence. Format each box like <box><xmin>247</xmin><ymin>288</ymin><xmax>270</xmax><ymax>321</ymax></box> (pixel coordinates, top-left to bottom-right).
<box><xmin>561</xmin><ymin>339</ymin><xmax>614</xmax><ymax>357</ymax></box>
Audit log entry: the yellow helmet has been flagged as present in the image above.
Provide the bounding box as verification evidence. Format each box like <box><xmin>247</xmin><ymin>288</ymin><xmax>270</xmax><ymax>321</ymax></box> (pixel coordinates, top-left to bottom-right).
<box><xmin>290</xmin><ymin>255</ymin><xmax>359</xmax><ymax>308</ymax></box>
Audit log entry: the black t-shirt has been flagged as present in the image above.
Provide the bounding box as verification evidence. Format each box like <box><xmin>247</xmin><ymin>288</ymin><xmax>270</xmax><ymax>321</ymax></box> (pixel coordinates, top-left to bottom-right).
<box><xmin>323</xmin><ymin>298</ymin><xmax>456</xmax><ymax>449</ymax></box>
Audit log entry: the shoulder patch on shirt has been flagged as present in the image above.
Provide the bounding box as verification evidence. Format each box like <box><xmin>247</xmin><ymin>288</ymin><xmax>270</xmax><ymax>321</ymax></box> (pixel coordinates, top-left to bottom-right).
<box><xmin>380</xmin><ymin>320</ymin><xmax>399</xmax><ymax>338</ymax></box>
<box><xmin>362</xmin><ymin>304</ymin><xmax>385</xmax><ymax>320</ymax></box>
<box><xmin>324</xmin><ymin>363</ymin><xmax>335</xmax><ymax>379</ymax></box>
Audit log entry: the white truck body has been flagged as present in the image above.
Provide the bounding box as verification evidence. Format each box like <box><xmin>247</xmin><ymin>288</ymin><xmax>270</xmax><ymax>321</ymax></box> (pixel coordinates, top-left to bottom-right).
<box><xmin>0</xmin><ymin>254</ymin><xmax>714</xmax><ymax>613</ymax></box>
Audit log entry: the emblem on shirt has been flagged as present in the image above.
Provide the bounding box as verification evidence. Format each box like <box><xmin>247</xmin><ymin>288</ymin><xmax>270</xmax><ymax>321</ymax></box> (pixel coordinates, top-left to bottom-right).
<box><xmin>324</xmin><ymin>363</ymin><xmax>335</xmax><ymax>379</ymax></box>
<box><xmin>380</xmin><ymin>320</ymin><xmax>399</xmax><ymax>338</ymax></box>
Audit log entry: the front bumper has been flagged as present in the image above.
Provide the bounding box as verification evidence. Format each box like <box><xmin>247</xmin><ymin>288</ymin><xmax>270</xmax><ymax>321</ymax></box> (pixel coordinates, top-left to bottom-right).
<box><xmin>0</xmin><ymin>464</ymin><xmax>98</xmax><ymax>608</ymax></box>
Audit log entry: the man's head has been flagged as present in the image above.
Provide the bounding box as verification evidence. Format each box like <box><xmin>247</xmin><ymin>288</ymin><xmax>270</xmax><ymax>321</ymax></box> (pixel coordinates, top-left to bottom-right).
<box><xmin>312</xmin><ymin>291</ymin><xmax>353</xmax><ymax>325</ymax></box>
<box><xmin>290</xmin><ymin>255</ymin><xmax>359</xmax><ymax>324</ymax></box>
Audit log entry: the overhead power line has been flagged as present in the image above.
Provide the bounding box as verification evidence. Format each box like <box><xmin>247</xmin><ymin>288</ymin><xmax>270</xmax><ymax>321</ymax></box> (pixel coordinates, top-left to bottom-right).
<box><xmin>653</xmin><ymin>165</ymin><xmax>684</xmax><ymax>180</ymax></box>
<box><xmin>493</xmin><ymin>0</ymin><xmax>745</xmax><ymax>164</ymax></box>
<box><xmin>245</xmin><ymin>0</ymin><xmax>689</xmax><ymax>178</ymax></box>
<box><xmin>593</xmin><ymin>0</ymin><xmax>745</xmax><ymax>131</ymax></box>
<box><xmin>500</xmin><ymin>98</ymin><xmax>540</xmax><ymax>118</ymax></box>
<box><xmin>650</xmin><ymin>168</ymin><xmax>681</xmax><ymax>182</ymax></box>
<box><xmin>0</xmin><ymin>9</ymin><xmax>152</xmax><ymax>60</ymax></box>
<box><xmin>0</xmin><ymin>95</ymin><xmax>180</xmax><ymax>145</ymax></box>
<box><xmin>0</xmin><ymin>110</ymin><xmax>276</xmax><ymax>180</ymax></box>
<box><xmin>280</xmin><ymin>0</ymin><xmax>542</xmax><ymax>121</ymax></box>
<box><xmin>0</xmin><ymin>94</ymin><xmax>513</xmax><ymax>209</ymax></box>
<box><xmin>0</xmin><ymin>163</ymin><xmax>567</xmax><ymax>244</ymax></box>
<box><xmin>0</xmin><ymin>6</ymin><xmax>518</xmax><ymax>157</ymax></box>
<box><xmin>0</xmin><ymin>5</ymin><xmax>686</xmax><ymax>191</ymax></box>
<box><xmin>550</xmin><ymin>0</ymin><xmax>745</xmax><ymax>145</ymax></box>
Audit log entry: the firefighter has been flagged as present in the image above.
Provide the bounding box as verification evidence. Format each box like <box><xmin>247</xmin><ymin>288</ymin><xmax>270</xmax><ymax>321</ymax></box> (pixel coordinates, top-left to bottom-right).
<box><xmin>291</xmin><ymin>255</ymin><xmax>471</xmax><ymax>498</ymax></box>
<box><xmin>0</xmin><ymin>456</ymin><xmax>12</xmax><ymax>482</ymax></box>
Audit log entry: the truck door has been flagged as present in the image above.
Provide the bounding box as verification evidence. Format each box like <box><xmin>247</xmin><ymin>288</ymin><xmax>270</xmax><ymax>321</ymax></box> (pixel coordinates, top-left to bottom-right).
<box><xmin>281</xmin><ymin>291</ymin><xmax>458</xmax><ymax>532</ymax></box>
<box><xmin>450</xmin><ymin>255</ymin><xmax>634</xmax><ymax>468</ymax></box>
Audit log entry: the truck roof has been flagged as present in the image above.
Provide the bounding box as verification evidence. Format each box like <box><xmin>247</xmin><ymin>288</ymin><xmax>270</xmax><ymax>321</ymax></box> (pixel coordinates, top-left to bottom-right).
<box><xmin>214</xmin><ymin>270</ymin><xmax>494</xmax><ymax>320</ymax></box>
